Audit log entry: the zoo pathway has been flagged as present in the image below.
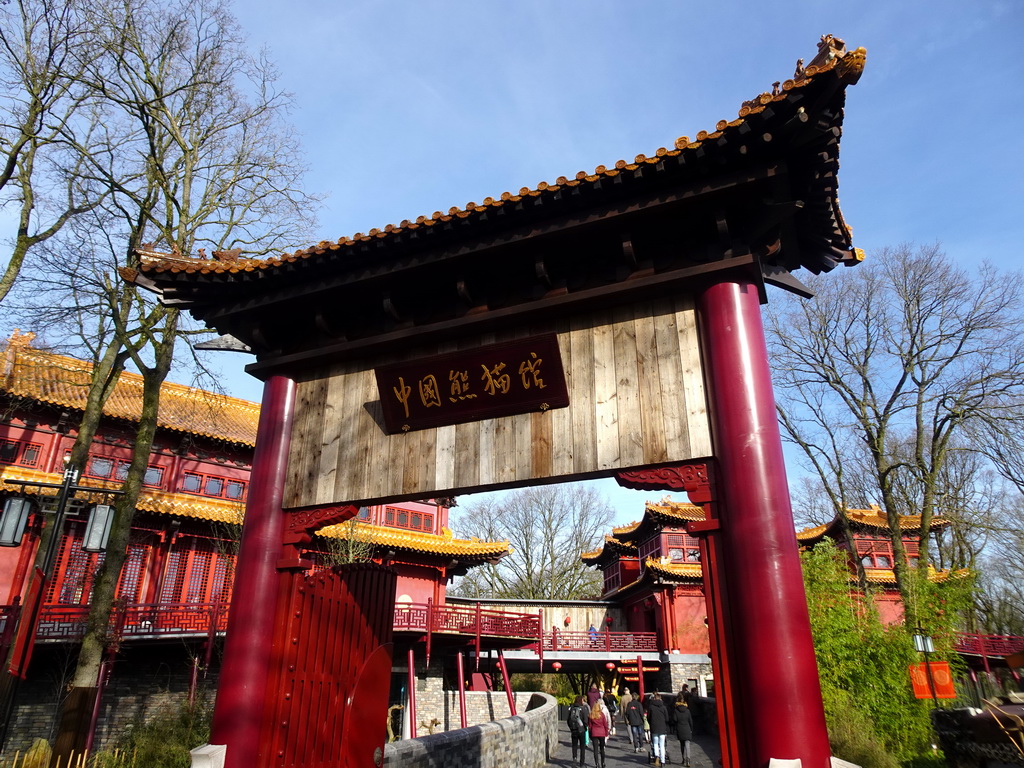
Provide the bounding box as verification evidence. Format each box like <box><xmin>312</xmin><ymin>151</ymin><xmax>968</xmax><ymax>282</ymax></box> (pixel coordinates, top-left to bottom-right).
<box><xmin>548</xmin><ymin>719</ymin><xmax>721</xmax><ymax>768</ymax></box>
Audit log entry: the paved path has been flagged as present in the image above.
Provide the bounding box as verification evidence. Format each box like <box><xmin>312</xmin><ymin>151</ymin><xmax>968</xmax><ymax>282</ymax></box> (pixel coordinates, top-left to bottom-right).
<box><xmin>549</xmin><ymin>720</ymin><xmax>721</xmax><ymax>768</ymax></box>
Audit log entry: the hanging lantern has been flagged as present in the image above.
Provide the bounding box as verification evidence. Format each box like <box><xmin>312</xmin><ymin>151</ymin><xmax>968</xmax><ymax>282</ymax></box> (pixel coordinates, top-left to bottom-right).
<box><xmin>82</xmin><ymin>504</ymin><xmax>115</xmax><ymax>553</ymax></box>
<box><xmin>564</xmin><ymin>615</ymin><xmax>571</xmax><ymax>627</ymax></box>
<box><xmin>0</xmin><ymin>498</ymin><xmax>31</xmax><ymax>547</ymax></box>
<box><xmin>605</xmin><ymin>662</ymin><xmax>615</xmax><ymax>671</ymax></box>
<box><xmin>552</xmin><ymin>662</ymin><xmax>562</xmax><ymax>671</ymax></box>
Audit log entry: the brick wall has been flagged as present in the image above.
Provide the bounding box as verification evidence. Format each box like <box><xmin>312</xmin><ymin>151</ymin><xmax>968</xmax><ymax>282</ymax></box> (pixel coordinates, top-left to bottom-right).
<box><xmin>384</xmin><ymin>693</ymin><xmax>558</xmax><ymax>768</ymax></box>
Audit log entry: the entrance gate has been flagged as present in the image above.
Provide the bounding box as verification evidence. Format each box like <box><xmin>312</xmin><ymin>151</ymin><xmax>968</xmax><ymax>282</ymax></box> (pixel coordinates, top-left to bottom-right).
<box><xmin>262</xmin><ymin>564</ymin><xmax>396</xmax><ymax>768</ymax></box>
<box><xmin>131</xmin><ymin>36</ymin><xmax>866</xmax><ymax>768</ymax></box>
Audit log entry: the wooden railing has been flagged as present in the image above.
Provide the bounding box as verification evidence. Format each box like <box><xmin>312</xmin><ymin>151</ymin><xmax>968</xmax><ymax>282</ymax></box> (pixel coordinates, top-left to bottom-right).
<box><xmin>0</xmin><ymin>600</ymin><xmax>663</xmax><ymax>653</ymax></box>
<box><xmin>541</xmin><ymin>628</ymin><xmax>659</xmax><ymax>652</ymax></box>
<box><xmin>954</xmin><ymin>632</ymin><xmax>1024</xmax><ymax>657</ymax></box>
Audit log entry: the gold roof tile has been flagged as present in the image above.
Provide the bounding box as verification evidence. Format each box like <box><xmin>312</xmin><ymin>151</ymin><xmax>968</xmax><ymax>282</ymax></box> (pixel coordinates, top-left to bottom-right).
<box><xmin>317</xmin><ymin>521</ymin><xmax>509</xmax><ymax>559</ymax></box>
<box><xmin>1</xmin><ymin>464</ymin><xmax>245</xmax><ymax>524</ymax></box>
<box><xmin>643</xmin><ymin>557</ymin><xmax>703</xmax><ymax>580</ymax></box>
<box><xmin>133</xmin><ymin>39</ymin><xmax>863</xmax><ymax>277</ymax></box>
<box><xmin>796</xmin><ymin>506</ymin><xmax>950</xmax><ymax>540</ymax></box>
<box><xmin>2</xmin><ymin>331</ymin><xmax>259</xmax><ymax>446</ymax></box>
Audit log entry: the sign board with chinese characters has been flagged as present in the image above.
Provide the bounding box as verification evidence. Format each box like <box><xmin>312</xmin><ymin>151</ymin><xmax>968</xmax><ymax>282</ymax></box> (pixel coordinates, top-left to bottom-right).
<box><xmin>374</xmin><ymin>335</ymin><xmax>568</xmax><ymax>434</ymax></box>
<box><xmin>283</xmin><ymin>296</ymin><xmax>712</xmax><ymax>507</ymax></box>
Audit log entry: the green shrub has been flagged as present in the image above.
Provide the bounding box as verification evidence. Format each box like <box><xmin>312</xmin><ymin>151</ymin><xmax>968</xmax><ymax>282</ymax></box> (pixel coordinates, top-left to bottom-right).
<box><xmin>92</xmin><ymin>699</ymin><xmax>211</xmax><ymax>768</ymax></box>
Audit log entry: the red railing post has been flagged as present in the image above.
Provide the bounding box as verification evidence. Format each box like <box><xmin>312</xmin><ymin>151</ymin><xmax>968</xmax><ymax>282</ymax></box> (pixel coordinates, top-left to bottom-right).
<box><xmin>407</xmin><ymin>648</ymin><xmax>418</xmax><ymax>738</ymax></box>
<box><xmin>456</xmin><ymin>651</ymin><xmax>468</xmax><ymax>728</ymax></box>
<box><xmin>637</xmin><ymin>655</ymin><xmax>645</xmax><ymax>700</ymax></box>
<box><xmin>426</xmin><ymin>598</ymin><xmax>433</xmax><ymax>666</ymax></box>
<box><xmin>475</xmin><ymin>602</ymin><xmax>482</xmax><ymax>671</ymax></box>
<box><xmin>498</xmin><ymin>649</ymin><xmax>516</xmax><ymax>717</ymax></box>
<box><xmin>537</xmin><ymin>610</ymin><xmax>544</xmax><ymax>671</ymax></box>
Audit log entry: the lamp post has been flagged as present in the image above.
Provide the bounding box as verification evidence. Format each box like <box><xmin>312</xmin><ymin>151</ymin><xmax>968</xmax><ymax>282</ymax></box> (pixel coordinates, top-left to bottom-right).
<box><xmin>0</xmin><ymin>466</ymin><xmax>124</xmax><ymax>748</ymax></box>
<box><xmin>913</xmin><ymin>626</ymin><xmax>940</xmax><ymax>708</ymax></box>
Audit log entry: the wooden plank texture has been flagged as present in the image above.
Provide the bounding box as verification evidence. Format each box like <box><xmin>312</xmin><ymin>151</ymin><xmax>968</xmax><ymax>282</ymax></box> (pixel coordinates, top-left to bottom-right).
<box><xmin>283</xmin><ymin>300</ymin><xmax>712</xmax><ymax>506</ymax></box>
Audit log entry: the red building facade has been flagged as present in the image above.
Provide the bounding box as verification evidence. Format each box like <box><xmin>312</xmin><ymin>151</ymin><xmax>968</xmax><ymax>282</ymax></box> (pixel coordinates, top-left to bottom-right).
<box><xmin>0</xmin><ymin>331</ymin><xmax>511</xmax><ymax>753</ymax></box>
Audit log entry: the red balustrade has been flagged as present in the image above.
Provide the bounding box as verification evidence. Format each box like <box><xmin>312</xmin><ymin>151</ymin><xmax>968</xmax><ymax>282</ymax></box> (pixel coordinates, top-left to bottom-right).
<box><xmin>542</xmin><ymin>629</ymin><xmax>659</xmax><ymax>652</ymax></box>
<box><xmin>955</xmin><ymin>633</ymin><xmax>1024</xmax><ymax>657</ymax></box>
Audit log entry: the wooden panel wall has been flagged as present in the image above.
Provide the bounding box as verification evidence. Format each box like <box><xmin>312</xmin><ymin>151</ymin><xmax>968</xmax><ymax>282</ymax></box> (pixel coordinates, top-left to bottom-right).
<box><xmin>283</xmin><ymin>295</ymin><xmax>711</xmax><ymax>507</ymax></box>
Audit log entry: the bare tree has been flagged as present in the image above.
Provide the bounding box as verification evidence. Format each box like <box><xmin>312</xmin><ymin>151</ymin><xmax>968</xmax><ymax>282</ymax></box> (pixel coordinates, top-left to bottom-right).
<box><xmin>0</xmin><ymin>0</ymin><xmax>322</xmax><ymax>754</ymax></box>
<box><xmin>0</xmin><ymin>0</ymin><xmax>106</xmax><ymax>301</ymax></box>
<box><xmin>766</xmin><ymin>243</ymin><xmax>1024</xmax><ymax>626</ymax></box>
<box><xmin>450</xmin><ymin>485</ymin><xmax>614</xmax><ymax>600</ymax></box>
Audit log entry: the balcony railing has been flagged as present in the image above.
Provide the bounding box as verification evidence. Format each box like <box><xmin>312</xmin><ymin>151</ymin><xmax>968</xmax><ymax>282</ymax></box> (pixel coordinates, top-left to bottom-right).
<box><xmin>541</xmin><ymin>629</ymin><xmax>660</xmax><ymax>652</ymax></box>
<box><xmin>0</xmin><ymin>601</ymin><xmax>662</xmax><ymax>653</ymax></box>
<box><xmin>954</xmin><ymin>632</ymin><xmax>1024</xmax><ymax>657</ymax></box>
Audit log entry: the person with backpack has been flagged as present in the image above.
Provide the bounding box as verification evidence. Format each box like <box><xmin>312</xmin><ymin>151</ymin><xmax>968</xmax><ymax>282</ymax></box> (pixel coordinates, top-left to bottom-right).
<box><xmin>567</xmin><ymin>695</ymin><xmax>591</xmax><ymax>767</ymax></box>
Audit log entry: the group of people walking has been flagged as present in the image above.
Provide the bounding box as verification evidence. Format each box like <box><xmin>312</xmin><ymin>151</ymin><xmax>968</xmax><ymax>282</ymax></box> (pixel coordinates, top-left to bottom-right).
<box><xmin>566</xmin><ymin>684</ymin><xmax>695</xmax><ymax>768</ymax></box>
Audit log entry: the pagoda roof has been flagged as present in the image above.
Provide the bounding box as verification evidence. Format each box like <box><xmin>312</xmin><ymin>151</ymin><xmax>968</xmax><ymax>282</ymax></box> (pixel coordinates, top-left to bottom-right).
<box><xmin>796</xmin><ymin>506</ymin><xmax>951</xmax><ymax>545</ymax></box>
<box><xmin>125</xmin><ymin>36</ymin><xmax>866</xmax><ymax>377</ymax></box>
<box><xmin>615</xmin><ymin>499</ymin><xmax>706</xmax><ymax>543</ymax></box>
<box><xmin>1</xmin><ymin>331</ymin><xmax>259</xmax><ymax>447</ymax></box>
<box><xmin>318</xmin><ymin>521</ymin><xmax>508</xmax><ymax>563</ymax></box>
<box><xmin>581</xmin><ymin>536</ymin><xmax>639</xmax><ymax>566</ymax></box>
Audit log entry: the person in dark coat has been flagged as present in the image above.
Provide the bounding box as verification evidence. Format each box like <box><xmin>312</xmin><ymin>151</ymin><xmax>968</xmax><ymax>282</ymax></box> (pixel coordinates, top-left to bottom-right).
<box><xmin>623</xmin><ymin>694</ymin><xmax>645</xmax><ymax>752</ymax></box>
<box><xmin>567</xmin><ymin>695</ymin><xmax>591</xmax><ymax>767</ymax></box>
<box><xmin>671</xmin><ymin>694</ymin><xmax>694</xmax><ymax>766</ymax></box>
<box><xmin>587</xmin><ymin>683</ymin><xmax>601</xmax><ymax>707</ymax></box>
<box><xmin>646</xmin><ymin>692</ymin><xmax>670</xmax><ymax>766</ymax></box>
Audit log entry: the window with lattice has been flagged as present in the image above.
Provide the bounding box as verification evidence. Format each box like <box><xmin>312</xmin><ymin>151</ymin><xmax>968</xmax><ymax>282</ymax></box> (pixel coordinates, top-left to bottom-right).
<box><xmin>0</xmin><ymin>439</ymin><xmax>42</xmax><ymax>467</ymax></box>
<box><xmin>384</xmin><ymin>506</ymin><xmax>435</xmax><ymax>532</ymax></box>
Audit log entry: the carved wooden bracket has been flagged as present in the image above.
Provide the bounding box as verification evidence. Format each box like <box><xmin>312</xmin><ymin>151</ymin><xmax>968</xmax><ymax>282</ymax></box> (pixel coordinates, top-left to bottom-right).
<box><xmin>282</xmin><ymin>503</ymin><xmax>360</xmax><ymax>545</ymax></box>
<box><xmin>615</xmin><ymin>461</ymin><xmax>715</xmax><ymax>505</ymax></box>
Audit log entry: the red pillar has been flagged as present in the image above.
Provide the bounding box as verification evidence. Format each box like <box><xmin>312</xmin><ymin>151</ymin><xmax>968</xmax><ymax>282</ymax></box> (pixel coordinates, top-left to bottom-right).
<box><xmin>697</xmin><ymin>277</ymin><xmax>830</xmax><ymax>768</ymax></box>
<box><xmin>209</xmin><ymin>375</ymin><xmax>295</xmax><ymax>767</ymax></box>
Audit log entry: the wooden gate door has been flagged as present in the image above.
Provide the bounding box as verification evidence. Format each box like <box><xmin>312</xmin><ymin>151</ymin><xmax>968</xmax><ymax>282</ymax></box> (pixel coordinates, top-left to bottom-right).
<box><xmin>261</xmin><ymin>562</ymin><xmax>396</xmax><ymax>768</ymax></box>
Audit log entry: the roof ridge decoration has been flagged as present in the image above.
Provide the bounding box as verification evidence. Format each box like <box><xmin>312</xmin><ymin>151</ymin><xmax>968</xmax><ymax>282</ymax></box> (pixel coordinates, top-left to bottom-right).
<box><xmin>1</xmin><ymin>331</ymin><xmax>261</xmax><ymax>447</ymax></box>
<box><xmin>127</xmin><ymin>35</ymin><xmax>866</xmax><ymax>278</ymax></box>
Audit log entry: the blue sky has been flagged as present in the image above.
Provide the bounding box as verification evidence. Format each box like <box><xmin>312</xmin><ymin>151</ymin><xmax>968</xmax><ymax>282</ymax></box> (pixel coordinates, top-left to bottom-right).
<box><xmin>193</xmin><ymin>1</ymin><xmax>1023</xmax><ymax>524</ymax></box>
<box><xmin>8</xmin><ymin>0</ymin><xmax>1013</xmax><ymax>525</ymax></box>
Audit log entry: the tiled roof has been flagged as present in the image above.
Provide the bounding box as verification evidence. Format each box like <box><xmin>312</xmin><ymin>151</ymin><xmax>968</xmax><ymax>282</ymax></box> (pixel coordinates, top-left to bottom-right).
<box><xmin>796</xmin><ymin>506</ymin><xmax>950</xmax><ymax>542</ymax></box>
<box><xmin>644</xmin><ymin>501</ymin><xmax>706</xmax><ymax>523</ymax></box>
<box><xmin>1</xmin><ymin>464</ymin><xmax>245</xmax><ymax>524</ymax></box>
<box><xmin>862</xmin><ymin>565</ymin><xmax>966</xmax><ymax>585</ymax></box>
<box><xmin>318</xmin><ymin>521</ymin><xmax>509</xmax><ymax>561</ymax></box>
<box><xmin>1</xmin><ymin>330</ymin><xmax>259</xmax><ymax>446</ymax></box>
<box><xmin>580</xmin><ymin>536</ymin><xmax>638</xmax><ymax>564</ymax></box>
<box><xmin>643</xmin><ymin>558</ymin><xmax>704</xmax><ymax>581</ymax></box>
<box><xmin>131</xmin><ymin>38</ymin><xmax>866</xmax><ymax>279</ymax></box>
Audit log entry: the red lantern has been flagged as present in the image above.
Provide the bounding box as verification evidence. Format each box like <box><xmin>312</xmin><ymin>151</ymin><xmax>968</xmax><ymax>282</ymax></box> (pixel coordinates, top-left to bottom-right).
<box><xmin>564</xmin><ymin>616</ymin><xmax>571</xmax><ymax>627</ymax></box>
<box><xmin>552</xmin><ymin>662</ymin><xmax>562</xmax><ymax>671</ymax></box>
<box><xmin>606</xmin><ymin>662</ymin><xmax>615</xmax><ymax>671</ymax></box>
<box><xmin>605</xmin><ymin>616</ymin><xmax>613</xmax><ymax>626</ymax></box>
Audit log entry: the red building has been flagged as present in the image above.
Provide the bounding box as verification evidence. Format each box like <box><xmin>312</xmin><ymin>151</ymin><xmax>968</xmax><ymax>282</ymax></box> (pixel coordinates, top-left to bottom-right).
<box><xmin>0</xmin><ymin>330</ymin><xmax>513</xmax><ymax>753</ymax></box>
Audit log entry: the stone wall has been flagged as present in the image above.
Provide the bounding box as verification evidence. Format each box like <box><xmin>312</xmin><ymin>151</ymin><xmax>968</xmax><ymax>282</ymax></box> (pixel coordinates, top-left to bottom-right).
<box><xmin>1</xmin><ymin>643</ymin><xmax>217</xmax><ymax>757</ymax></box>
<box><xmin>384</xmin><ymin>693</ymin><xmax>558</xmax><ymax>768</ymax></box>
